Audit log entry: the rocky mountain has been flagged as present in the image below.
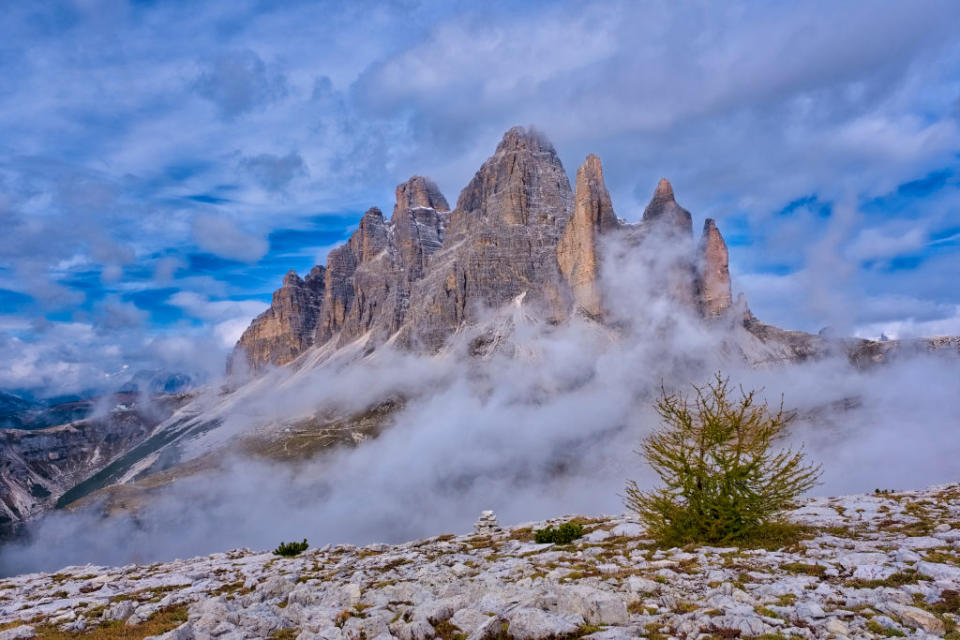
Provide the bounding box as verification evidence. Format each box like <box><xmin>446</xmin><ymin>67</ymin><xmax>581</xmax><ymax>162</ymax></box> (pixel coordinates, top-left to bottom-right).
<box><xmin>232</xmin><ymin>127</ymin><xmax>743</xmax><ymax>372</ymax></box>
<box><xmin>0</xmin><ymin>392</ymin><xmax>92</xmax><ymax>431</ymax></box>
<box><xmin>0</xmin><ymin>393</ymin><xmax>189</xmax><ymax>541</ymax></box>
<box><xmin>2</xmin><ymin>483</ymin><xmax>959</xmax><ymax>639</ymax></box>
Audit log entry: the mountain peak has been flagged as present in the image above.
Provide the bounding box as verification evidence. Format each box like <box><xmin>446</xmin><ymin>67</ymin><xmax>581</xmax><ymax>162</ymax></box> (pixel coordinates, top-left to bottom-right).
<box><xmin>642</xmin><ymin>177</ymin><xmax>691</xmax><ymax>235</ymax></box>
<box><xmin>557</xmin><ymin>154</ymin><xmax>619</xmax><ymax>317</ymax></box>
<box><xmin>394</xmin><ymin>176</ymin><xmax>449</xmax><ymax>215</ymax></box>
<box><xmin>697</xmin><ymin>218</ymin><xmax>733</xmax><ymax>317</ymax></box>
<box><xmin>305</xmin><ymin>265</ymin><xmax>326</xmax><ymax>283</ymax></box>
<box><xmin>495</xmin><ymin>125</ymin><xmax>557</xmax><ymax>156</ymax></box>
<box><xmin>282</xmin><ymin>270</ymin><xmax>302</xmax><ymax>287</ymax></box>
<box><xmin>655</xmin><ymin>178</ymin><xmax>674</xmax><ymax>200</ymax></box>
<box><xmin>361</xmin><ymin>207</ymin><xmax>384</xmax><ymax>222</ymax></box>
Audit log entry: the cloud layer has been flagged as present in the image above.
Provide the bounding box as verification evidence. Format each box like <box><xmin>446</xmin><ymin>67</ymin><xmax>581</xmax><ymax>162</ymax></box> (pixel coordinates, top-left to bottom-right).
<box><xmin>2</xmin><ymin>241</ymin><xmax>958</xmax><ymax>575</ymax></box>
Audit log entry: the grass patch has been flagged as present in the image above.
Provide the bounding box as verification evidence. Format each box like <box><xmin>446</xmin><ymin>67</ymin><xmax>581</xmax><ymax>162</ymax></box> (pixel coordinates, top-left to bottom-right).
<box><xmin>780</xmin><ymin>562</ymin><xmax>827</xmax><ymax>578</ymax></box>
<box><xmin>573</xmin><ymin>624</ymin><xmax>603</xmax><ymax>636</ymax></box>
<box><xmin>508</xmin><ymin>528</ymin><xmax>534</xmax><ymax>543</ymax></box>
<box><xmin>773</xmin><ymin>593</ymin><xmax>797</xmax><ymax>606</ymax></box>
<box><xmin>30</xmin><ymin>604</ymin><xmax>188</xmax><ymax>639</ymax></box>
<box><xmin>434</xmin><ymin>620</ymin><xmax>467</xmax><ymax>640</ymax></box>
<box><xmin>845</xmin><ymin>569</ymin><xmax>920</xmax><ymax>589</ymax></box>
<box><xmin>674</xmin><ymin>600</ymin><xmax>699</xmax><ymax>613</ymax></box>
<box><xmin>866</xmin><ymin>619</ymin><xmax>906</xmax><ymax>637</ymax></box>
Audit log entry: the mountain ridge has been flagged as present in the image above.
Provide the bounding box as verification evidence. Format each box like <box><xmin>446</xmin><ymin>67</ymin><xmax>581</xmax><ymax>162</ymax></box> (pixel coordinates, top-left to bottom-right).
<box><xmin>230</xmin><ymin>126</ymin><xmax>740</xmax><ymax>373</ymax></box>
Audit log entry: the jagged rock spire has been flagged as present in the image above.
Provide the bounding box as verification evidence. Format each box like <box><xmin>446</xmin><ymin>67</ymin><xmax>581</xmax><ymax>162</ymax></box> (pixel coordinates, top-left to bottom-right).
<box><xmin>642</xmin><ymin>177</ymin><xmax>693</xmax><ymax>236</ymax></box>
<box><xmin>697</xmin><ymin>218</ymin><xmax>733</xmax><ymax>316</ymax></box>
<box><xmin>393</xmin><ymin>177</ymin><xmax>448</xmax><ymax>281</ymax></box>
<box><xmin>451</xmin><ymin>125</ymin><xmax>571</xmax><ymax>231</ymax></box>
<box><xmin>315</xmin><ymin>207</ymin><xmax>389</xmax><ymax>343</ymax></box>
<box><xmin>354</xmin><ymin>207</ymin><xmax>389</xmax><ymax>262</ymax></box>
<box><xmin>230</xmin><ymin>266</ymin><xmax>326</xmax><ymax>371</ymax></box>
<box><xmin>393</xmin><ymin>175</ymin><xmax>450</xmax><ymax>216</ymax></box>
<box><xmin>557</xmin><ymin>154</ymin><xmax>619</xmax><ymax>316</ymax></box>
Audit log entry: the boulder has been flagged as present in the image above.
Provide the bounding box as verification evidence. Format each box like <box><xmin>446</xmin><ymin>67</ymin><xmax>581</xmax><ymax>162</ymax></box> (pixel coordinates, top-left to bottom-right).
<box><xmin>503</xmin><ymin>608</ymin><xmax>582</xmax><ymax>640</ymax></box>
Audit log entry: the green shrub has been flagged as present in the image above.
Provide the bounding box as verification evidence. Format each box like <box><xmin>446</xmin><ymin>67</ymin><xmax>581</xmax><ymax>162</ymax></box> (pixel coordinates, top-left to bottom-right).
<box><xmin>273</xmin><ymin>538</ymin><xmax>309</xmax><ymax>557</ymax></box>
<box><xmin>624</xmin><ymin>374</ymin><xmax>821</xmax><ymax>546</ymax></box>
<box><xmin>534</xmin><ymin>522</ymin><xmax>584</xmax><ymax>544</ymax></box>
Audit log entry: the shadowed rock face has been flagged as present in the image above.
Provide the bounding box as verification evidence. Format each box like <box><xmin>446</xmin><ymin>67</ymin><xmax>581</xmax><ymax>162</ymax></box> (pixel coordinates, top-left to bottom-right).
<box><xmin>557</xmin><ymin>154</ymin><xmax>619</xmax><ymax>317</ymax></box>
<box><xmin>697</xmin><ymin>219</ymin><xmax>733</xmax><ymax>316</ymax></box>
<box><xmin>631</xmin><ymin>177</ymin><xmax>699</xmax><ymax>310</ymax></box>
<box><xmin>642</xmin><ymin>178</ymin><xmax>693</xmax><ymax>236</ymax></box>
<box><xmin>233</xmin><ymin>127</ymin><xmax>738</xmax><ymax>371</ymax></box>
<box><xmin>318</xmin><ymin>207</ymin><xmax>394</xmax><ymax>344</ymax></box>
<box><xmin>393</xmin><ymin>176</ymin><xmax>450</xmax><ymax>282</ymax></box>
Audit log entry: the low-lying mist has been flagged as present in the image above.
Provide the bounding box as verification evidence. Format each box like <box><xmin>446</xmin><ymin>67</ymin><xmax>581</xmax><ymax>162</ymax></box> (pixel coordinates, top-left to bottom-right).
<box><xmin>2</xmin><ymin>238</ymin><xmax>958</xmax><ymax>577</ymax></box>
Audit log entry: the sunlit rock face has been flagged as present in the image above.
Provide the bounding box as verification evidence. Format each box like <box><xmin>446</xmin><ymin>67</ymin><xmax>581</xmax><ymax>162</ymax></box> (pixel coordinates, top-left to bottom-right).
<box><xmin>232</xmin><ymin>126</ymin><xmax>739</xmax><ymax>371</ymax></box>
<box><xmin>696</xmin><ymin>218</ymin><xmax>733</xmax><ymax>317</ymax></box>
<box><xmin>557</xmin><ymin>154</ymin><xmax>619</xmax><ymax>318</ymax></box>
<box><xmin>231</xmin><ymin>266</ymin><xmax>326</xmax><ymax>371</ymax></box>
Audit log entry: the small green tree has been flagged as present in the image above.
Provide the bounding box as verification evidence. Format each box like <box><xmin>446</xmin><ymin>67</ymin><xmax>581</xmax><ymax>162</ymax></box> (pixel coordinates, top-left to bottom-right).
<box><xmin>625</xmin><ymin>374</ymin><xmax>821</xmax><ymax>546</ymax></box>
<box><xmin>273</xmin><ymin>538</ymin><xmax>309</xmax><ymax>557</ymax></box>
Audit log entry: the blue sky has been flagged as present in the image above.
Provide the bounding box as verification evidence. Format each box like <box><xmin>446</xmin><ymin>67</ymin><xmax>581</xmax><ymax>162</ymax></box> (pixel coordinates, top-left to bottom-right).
<box><xmin>1</xmin><ymin>0</ymin><xmax>959</xmax><ymax>396</ymax></box>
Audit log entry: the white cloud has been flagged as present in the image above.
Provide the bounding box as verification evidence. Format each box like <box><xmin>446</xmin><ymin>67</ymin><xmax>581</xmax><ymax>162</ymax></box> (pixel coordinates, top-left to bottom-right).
<box><xmin>167</xmin><ymin>291</ymin><xmax>267</xmax><ymax>323</ymax></box>
<box><xmin>191</xmin><ymin>214</ymin><xmax>269</xmax><ymax>263</ymax></box>
<box><xmin>168</xmin><ymin>291</ymin><xmax>268</xmax><ymax>348</ymax></box>
<box><xmin>846</xmin><ymin>225</ymin><xmax>928</xmax><ymax>262</ymax></box>
<box><xmin>855</xmin><ymin>305</ymin><xmax>960</xmax><ymax>340</ymax></box>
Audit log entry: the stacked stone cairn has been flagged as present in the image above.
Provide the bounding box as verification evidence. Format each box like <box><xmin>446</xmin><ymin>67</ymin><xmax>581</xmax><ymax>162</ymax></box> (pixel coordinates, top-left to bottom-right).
<box><xmin>473</xmin><ymin>510</ymin><xmax>502</xmax><ymax>535</ymax></box>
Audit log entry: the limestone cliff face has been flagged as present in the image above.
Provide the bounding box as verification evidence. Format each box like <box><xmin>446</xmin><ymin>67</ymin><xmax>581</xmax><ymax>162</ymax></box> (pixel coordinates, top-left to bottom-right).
<box><xmin>392</xmin><ymin>176</ymin><xmax>449</xmax><ymax>282</ymax></box>
<box><xmin>406</xmin><ymin>126</ymin><xmax>574</xmax><ymax>350</ymax></box>
<box><xmin>232</xmin><ymin>266</ymin><xmax>325</xmax><ymax>370</ymax></box>
<box><xmin>557</xmin><ymin>154</ymin><xmax>619</xmax><ymax>317</ymax></box>
<box><xmin>232</xmin><ymin>127</ymin><xmax>737</xmax><ymax>371</ymax></box>
<box><xmin>697</xmin><ymin>218</ymin><xmax>733</xmax><ymax>317</ymax></box>
<box><xmin>318</xmin><ymin>207</ymin><xmax>395</xmax><ymax>345</ymax></box>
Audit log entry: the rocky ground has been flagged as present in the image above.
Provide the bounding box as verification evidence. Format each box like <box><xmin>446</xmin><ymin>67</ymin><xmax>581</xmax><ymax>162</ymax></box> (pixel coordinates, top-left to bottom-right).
<box><xmin>2</xmin><ymin>485</ymin><xmax>960</xmax><ymax>640</ymax></box>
